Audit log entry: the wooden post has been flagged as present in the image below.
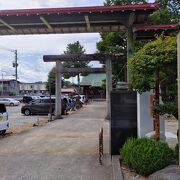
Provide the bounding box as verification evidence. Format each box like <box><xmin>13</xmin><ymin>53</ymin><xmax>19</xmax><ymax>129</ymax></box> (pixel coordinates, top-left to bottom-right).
<box><xmin>55</xmin><ymin>61</ymin><xmax>62</xmax><ymax>119</ymax></box>
<box><xmin>77</xmin><ymin>73</ymin><xmax>81</xmax><ymax>93</ymax></box>
<box><xmin>127</xmin><ymin>27</ymin><xmax>134</xmax><ymax>59</ymax></box>
<box><xmin>177</xmin><ymin>32</ymin><xmax>180</xmax><ymax>165</ymax></box>
<box><xmin>106</xmin><ymin>57</ymin><xmax>112</xmax><ymax>120</ymax></box>
<box><xmin>127</xmin><ymin>27</ymin><xmax>134</xmax><ymax>83</ymax></box>
<box><xmin>154</xmin><ymin>69</ymin><xmax>160</xmax><ymax>141</ymax></box>
<box><xmin>126</xmin><ymin>13</ymin><xmax>135</xmax><ymax>83</ymax></box>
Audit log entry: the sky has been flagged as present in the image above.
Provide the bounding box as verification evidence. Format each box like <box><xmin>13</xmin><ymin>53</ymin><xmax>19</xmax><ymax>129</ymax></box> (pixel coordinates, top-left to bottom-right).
<box><xmin>0</xmin><ymin>0</ymin><xmax>105</xmax><ymax>83</ymax></box>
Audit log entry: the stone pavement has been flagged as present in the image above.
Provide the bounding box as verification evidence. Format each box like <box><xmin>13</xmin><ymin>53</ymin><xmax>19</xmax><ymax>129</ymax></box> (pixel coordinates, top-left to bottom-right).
<box><xmin>148</xmin><ymin>165</ymin><xmax>180</xmax><ymax>180</ymax></box>
<box><xmin>165</xmin><ymin>116</ymin><xmax>178</xmax><ymax>149</ymax></box>
<box><xmin>0</xmin><ymin>101</ymin><xmax>112</xmax><ymax>180</ymax></box>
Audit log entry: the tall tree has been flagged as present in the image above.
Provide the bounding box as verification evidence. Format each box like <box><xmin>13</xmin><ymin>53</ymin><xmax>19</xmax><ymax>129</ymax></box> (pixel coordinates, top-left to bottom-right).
<box><xmin>128</xmin><ymin>35</ymin><xmax>177</xmax><ymax>117</ymax></box>
<box><xmin>149</xmin><ymin>0</ymin><xmax>180</xmax><ymax>24</ymax></box>
<box><xmin>63</xmin><ymin>41</ymin><xmax>89</xmax><ymax>92</ymax></box>
<box><xmin>128</xmin><ymin>35</ymin><xmax>177</xmax><ymax>140</ymax></box>
<box><xmin>46</xmin><ymin>67</ymin><xmax>64</xmax><ymax>95</ymax></box>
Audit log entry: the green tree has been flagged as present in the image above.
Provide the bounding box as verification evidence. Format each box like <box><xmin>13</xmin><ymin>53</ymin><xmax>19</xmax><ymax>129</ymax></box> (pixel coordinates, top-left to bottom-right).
<box><xmin>63</xmin><ymin>80</ymin><xmax>76</xmax><ymax>88</ymax></box>
<box><xmin>128</xmin><ymin>35</ymin><xmax>177</xmax><ymax>117</ymax></box>
<box><xmin>149</xmin><ymin>0</ymin><xmax>180</xmax><ymax>24</ymax></box>
<box><xmin>97</xmin><ymin>32</ymin><xmax>127</xmax><ymax>82</ymax></box>
<box><xmin>46</xmin><ymin>67</ymin><xmax>56</xmax><ymax>95</ymax></box>
<box><xmin>46</xmin><ymin>67</ymin><xmax>64</xmax><ymax>95</ymax></box>
<box><xmin>63</xmin><ymin>41</ymin><xmax>89</xmax><ymax>92</ymax></box>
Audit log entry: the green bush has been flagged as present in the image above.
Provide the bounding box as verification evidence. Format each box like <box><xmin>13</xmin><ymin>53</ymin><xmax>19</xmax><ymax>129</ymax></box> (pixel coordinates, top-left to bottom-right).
<box><xmin>9</xmin><ymin>92</ymin><xmax>16</xmax><ymax>96</ymax></box>
<box><xmin>120</xmin><ymin>138</ymin><xmax>174</xmax><ymax>176</ymax></box>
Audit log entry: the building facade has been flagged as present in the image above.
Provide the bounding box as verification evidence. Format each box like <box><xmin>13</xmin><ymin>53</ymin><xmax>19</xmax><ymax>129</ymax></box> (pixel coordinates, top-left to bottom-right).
<box><xmin>80</xmin><ymin>73</ymin><xmax>106</xmax><ymax>99</ymax></box>
<box><xmin>0</xmin><ymin>79</ymin><xmax>19</xmax><ymax>96</ymax></box>
<box><xmin>19</xmin><ymin>82</ymin><xmax>48</xmax><ymax>95</ymax></box>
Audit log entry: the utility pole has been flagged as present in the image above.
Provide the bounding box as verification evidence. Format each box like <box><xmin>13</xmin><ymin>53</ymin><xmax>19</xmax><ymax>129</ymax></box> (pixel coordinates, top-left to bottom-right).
<box><xmin>0</xmin><ymin>46</ymin><xmax>18</xmax><ymax>95</ymax></box>
<box><xmin>1</xmin><ymin>73</ymin><xmax>3</xmax><ymax>96</ymax></box>
<box><xmin>13</xmin><ymin>50</ymin><xmax>18</xmax><ymax>95</ymax></box>
<box><xmin>14</xmin><ymin>50</ymin><xmax>18</xmax><ymax>81</ymax></box>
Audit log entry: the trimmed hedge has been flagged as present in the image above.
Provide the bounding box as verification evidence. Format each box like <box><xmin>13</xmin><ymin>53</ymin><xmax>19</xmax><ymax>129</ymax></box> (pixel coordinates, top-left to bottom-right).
<box><xmin>120</xmin><ymin>138</ymin><xmax>174</xmax><ymax>176</ymax></box>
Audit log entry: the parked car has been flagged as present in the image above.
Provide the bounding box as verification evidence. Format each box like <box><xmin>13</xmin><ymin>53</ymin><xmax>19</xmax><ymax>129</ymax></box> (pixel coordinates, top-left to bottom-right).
<box><xmin>0</xmin><ymin>104</ymin><xmax>9</xmax><ymax>134</ymax></box>
<box><xmin>73</xmin><ymin>95</ymin><xmax>86</xmax><ymax>104</ymax></box>
<box><xmin>22</xmin><ymin>96</ymin><xmax>40</xmax><ymax>104</ymax></box>
<box><xmin>21</xmin><ymin>97</ymin><xmax>66</xmax><ymax>116</ymax></box>
<box><xmin>0</xmin><ymin>98</ymin><xmax>20</xmax><ymax>106</ymax></box>
<box><xmin>79</xmin><ymin>95</ymin><xmax>86</xmax><ymax>104</ymax></box>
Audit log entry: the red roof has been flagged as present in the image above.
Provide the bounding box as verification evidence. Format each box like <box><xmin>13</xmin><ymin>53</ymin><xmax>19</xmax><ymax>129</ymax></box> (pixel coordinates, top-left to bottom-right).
<box><xmin>133</xmin><ymin>24</ymin><xmax>179</xmax><ymax>32</ymax></box>
<box><xmin>61</xmin><ymin>88</ymin><xmax>77</xmax><ymax>93</ymax></box>
<box><xmin>0</xmin><ymin>3</ymin><xmax>159</xmax><ymax>16</ymax></box>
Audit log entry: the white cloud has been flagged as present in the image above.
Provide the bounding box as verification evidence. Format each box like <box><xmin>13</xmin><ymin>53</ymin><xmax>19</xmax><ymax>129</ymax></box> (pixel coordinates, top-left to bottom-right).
<box><xmin>0</xmin><ymin>33</ymin><xmax>101</xmax><ymax>83</ymax></box>
<box><xmin>18</xmin><ymin>57</ymin><xmax>55</xmax><ymax>82</ymax></box>
<box><xmin>0</xmin><ymin>33</ymin><xmax>100</xmax><ymax>54</ymax></box>
<box><xmin>0</xmin><ymin>0</ymin><xmax>104</xmax><ymax>10</ymax></box>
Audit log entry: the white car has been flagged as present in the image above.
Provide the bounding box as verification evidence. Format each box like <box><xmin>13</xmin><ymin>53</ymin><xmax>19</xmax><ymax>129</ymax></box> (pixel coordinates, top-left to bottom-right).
<box><xmin>79</xmin><ymin>95</ymin><xmax>86</xmax><ymax>104</ymax></box>
<box><xmin>73</xmin><ymin>95</ymin><xmax>86</xmax><ymax>104</ymax></box>
<box><xmin>0</xmin><ymin>104</ymin><xmax>9</xmax><ymax>134</ymax></box>
<box><xmin>0</xmin><ymin>98</ymin><xmax>20</xmax><ymax>106</ymax></box>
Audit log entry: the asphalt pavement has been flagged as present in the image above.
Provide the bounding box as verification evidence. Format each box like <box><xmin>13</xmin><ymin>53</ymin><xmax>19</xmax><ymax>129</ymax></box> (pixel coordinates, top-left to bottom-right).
<box><xmin>0</xmin><ymin>101</ymin><xmax>111</xmax><ymax>180</ymax></box>
<box><xmin>7</xmin><ymin>104</ymin><xmax>47</xmax><ymax>127</ymax></box>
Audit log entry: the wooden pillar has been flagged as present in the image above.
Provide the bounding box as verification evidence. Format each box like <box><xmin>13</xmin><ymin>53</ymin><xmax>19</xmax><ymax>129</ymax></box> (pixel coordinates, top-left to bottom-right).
<box><xmin>127</xmin><ymin>27</ymin><xmax>134</xmax><ymax>82</ymax></box>
<box><xmin>127</xmin><ymin>27</ymin><xmax>134</xmax><ymax>59</ymax></box>
<box><xmin>126</xmin><ymin>12</ymin><xmax>135</xmax><ymax>82</ymax></box>
<box><xmin>177</xmin><ymin>32</ymin><xmax>180</xmax><ymax>165</ymax></box>
<box><xmin>55</xmin><ymin>61</ymin><xmax>62</xmax><ymax>119</ymax></box>
<box><xmin>106</xmin><ymin>57</ymin><xmax>112</xmax><ymax>120</ymax></box>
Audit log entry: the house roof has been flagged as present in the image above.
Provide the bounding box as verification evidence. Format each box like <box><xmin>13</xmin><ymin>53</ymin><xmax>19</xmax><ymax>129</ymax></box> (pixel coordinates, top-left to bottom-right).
<box><xmin>133</xmin><ymin>24</ymin><xmax>179</xmax><ymax>39</ymax></box>
<box><xmin>133</xmin><ymin>24</ymin><xmax>179</xmax><ymax>32</ymax></box>
<box><xmin>0</xmin><ymin>3</ymin><xmax>159</xmax><ymax>35</ymax></box>
<box><xmin>80</xmin><ymin>73</ymin><xmax>106</xmax><ymax>87</ymax></box>
<box><xmin>0</xmin><ymin>79</ymin><xmax>18</xmax><ymax>82</ymax></box>
<box><xmin>61</xmin><ymin>88</ymin><xmax>77</xmax><ymax>93</ymax></box>
<box><xmin>0</xmin><ymin>3</ymin><xmax>159</xmax><ymax>16</ymax></box>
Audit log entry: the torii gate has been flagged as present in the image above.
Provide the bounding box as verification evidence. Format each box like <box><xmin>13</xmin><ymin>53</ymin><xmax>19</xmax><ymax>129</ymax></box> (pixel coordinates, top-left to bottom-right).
<box><xmin>43</xmin><ymin>54</ymin><xmax>121</xmax><ymax>119</ymax></box>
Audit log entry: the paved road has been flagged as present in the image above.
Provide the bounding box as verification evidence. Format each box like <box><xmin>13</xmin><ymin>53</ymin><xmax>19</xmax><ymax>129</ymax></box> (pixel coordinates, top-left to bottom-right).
<box><xmin>0</xmin><ymin>101</ymin><xmax>111</xmax><ymax>180</ymax></box>
<box><xmin>7</xmin><ymin>104</ymin><xmax>48</xmax><ymax>127</ymax></box>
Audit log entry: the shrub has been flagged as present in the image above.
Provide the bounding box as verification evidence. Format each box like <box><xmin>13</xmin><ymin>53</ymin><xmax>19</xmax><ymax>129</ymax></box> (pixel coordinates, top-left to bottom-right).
<box><xmin>9</xmin><ymin>92</ymin><xmax>16</xmax><ymax>96</ymax></box>
<box><xmin>120</xmin><ymin>138</ymin><xmax>174</xmax><ymax>176</ymax></box>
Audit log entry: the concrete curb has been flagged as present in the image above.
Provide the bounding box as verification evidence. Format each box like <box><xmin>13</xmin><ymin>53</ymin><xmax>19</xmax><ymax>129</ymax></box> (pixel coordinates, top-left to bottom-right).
<box><xmin>112</xmin><ymin>155</ymin><xmax>124</xmax><ymax>180</ymax></box>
